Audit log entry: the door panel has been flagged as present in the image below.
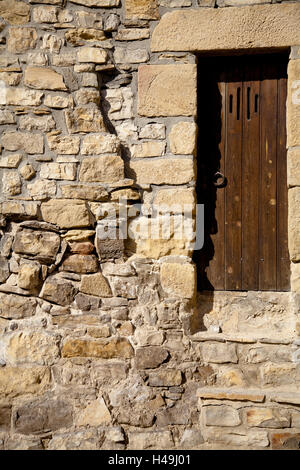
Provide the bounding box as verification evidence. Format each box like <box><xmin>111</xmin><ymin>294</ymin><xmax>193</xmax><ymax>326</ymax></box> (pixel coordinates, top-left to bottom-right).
<box><xmin>196</xmin><ymin>54</ymin><xmax>290</xmax><ymax>292</ymax></box>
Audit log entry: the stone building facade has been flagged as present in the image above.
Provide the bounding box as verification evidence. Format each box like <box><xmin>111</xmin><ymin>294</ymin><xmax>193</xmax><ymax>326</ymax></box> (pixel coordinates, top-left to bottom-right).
<box><xmin>0</xmin><ymin>0</ymin><xmax>300</xmax><ymax>450</ymax></box>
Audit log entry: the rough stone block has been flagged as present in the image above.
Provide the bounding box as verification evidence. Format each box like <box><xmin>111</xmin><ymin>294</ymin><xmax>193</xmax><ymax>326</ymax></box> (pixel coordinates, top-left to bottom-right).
<box><xmin>125</xmin><ymin>0</ymin><xmax>159</xmax><ymax>20</ymax></box>
<box><xmin>65</xmin><ymin>107</ymin><xmax>106</xmax><ymax>134</ymax></box>
<box><xmin>169</xmin><ymin>121</ymin><xmax>197</xmax><ymax>155</ymax></box>
<box><xmin>1</xmin><ymin>131</ymin><xmax>44</xmax><ymax>154</ymax></box>
<box><xmin>79</xmin><ymin>155</ymin><xmax>124</xmax><ymax>183</ymax></box>
<box><xmin>204</xmin><ymin>405</ymin><xmax>241</xmax><ymax>427</ymax></box>
<box><xmin>77</xmin><ymin>47</ymin><xmax>107</xmax><ymax>64</ymax></box>
<box><xmin>41</xmin><ymin>199</ymin><xmax>91</xmax><ymax>229</ymax></box>
<box><xmin>40</xmin><ymin>163</ymin><xmax>77</xmax><ymax>181</ymax></box>
<box><xmin>13</xmin><ymin>228</ymin><xmax>60</xmax><ymax>263</ymax></box>
<box><xmin>138</xmin><ymin>65</ymin><xmax>197</xmax><ymax>117</ymax></box>
<box><xmin>81</xmin><ymin>134</ymin><xmax>120</xmax><ymax>155</ymax></box>
<box><xmin>246</xmin><ymin>407</ymin><xmax>290</xmax><ymax>428</ymax></box>
<box><xmin>7</xmin><ymin>27</ymin><xmax>37</xmax><ymax>53</ymax></box>
<box><xmin>201</xmin><ymin>343</ymin><xmax>238</xmax><ymax>363</ymax></box>
<box><xmin>287</xmin><ymin>59</ymin><xmax>300</xmax><ymax>147</ymax></box>
<box><xmin>128</xmin><ymin>158</ymin><xmax>194</xmax><ymax>185</ymax></box>
<box><xmin>40</xmin><ymin>275</ymin><xmax>77</xmax><ymax>306</ymax></box>
<box><xmin>0</xmin><ymin>366</ymin><xmax>50</xmax><ymax>398</ymax></box>
<box><xmin>288</xmin><ymin>187</ymin><xmax>300</xmax><ymax>261</ymax></box>
<box><xmin>24</xmin><ymin>66</ymin><xmax>67</xmax><ymax>90</ymax></box>
<box><xmin>0</xmin><ymin>293</ymin><xmax>37</xmax><ymax>319</ymax></box>
<box><xmin>61</xmin><ymin>338</ymin><xmax>134</xmax><ymax>359</ymax></box>
<box><xmin>160</xmin><ymin>262</ymin><xmax>196</xmax><ymax>298</ymax></box>
<box><xmin>135</xmin><ymin>346</ymin><xmax>169</xmax><ymax>369</ymax></box>
<box><xmin>0</xmin><ymin>0</ymin><xmax>30</xmax><ymax>25</ymax></box>
<box><xmin>80</xmin><ymin>273</ymin><xmax>112</xmax><ymax>297</ymax></box>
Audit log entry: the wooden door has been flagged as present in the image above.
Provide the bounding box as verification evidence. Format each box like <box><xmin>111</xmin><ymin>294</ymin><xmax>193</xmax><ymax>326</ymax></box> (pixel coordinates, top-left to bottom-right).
<box><xmin>196</xmin><ymin>54</ymin><xmax>290</xmax><ymax>291</ymax></box>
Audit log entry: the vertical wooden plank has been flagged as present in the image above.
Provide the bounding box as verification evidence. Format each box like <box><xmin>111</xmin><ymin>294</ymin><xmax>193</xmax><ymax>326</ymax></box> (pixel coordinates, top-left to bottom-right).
<box><xmin>277</xmin><ymin>60</ymin><xmax>290</xmax><ymax>291</ymax></box>
<box><xmin>241</xmin><ymin>62</ymin><xmax>260</xmax><ymax>290</ymax></box>
<box><xmin>259</xmin><ymin>60</ymin><xmax>278</xmax><ymax>291</ymax></box>
<box><xmin>225</xmin><ymin>67</ymin><xmax>243</xmax><ymax>290</ymax></box>
<box><xmin>205</xmin><ymin>76</ymin><xmax>226</xmax><ymax>290</ymax></box>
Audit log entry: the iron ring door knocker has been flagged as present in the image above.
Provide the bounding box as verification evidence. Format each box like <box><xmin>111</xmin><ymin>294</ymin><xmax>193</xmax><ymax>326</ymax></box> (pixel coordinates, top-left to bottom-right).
<box><xmin>213</xmin><ymin>171</ymin><xmax>227</xmax><ymax>188</ymax></box>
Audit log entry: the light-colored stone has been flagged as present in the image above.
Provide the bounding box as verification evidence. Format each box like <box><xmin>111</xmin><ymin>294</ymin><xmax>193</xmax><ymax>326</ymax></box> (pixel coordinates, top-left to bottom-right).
<box><xmin>169</xmin><ymin>121</ymin><xmax>197</xmax><ymax>155</ymax></box>
<box><xmin>42</xmin><ymin>33</ymin><xmax>63</xmax><ymax>53</ymax></box>
<box><xmin>28</xmin><ymin>179</ymin><xmax>57</xmax><ymax>200</ymax></box>
<box><xmin>20</xmin><ymin>164</ymin><xmax>36</xmax><ymax>180</ymax></box>
<box><xmin>288</xmin><ymin>147</ymin><xmax>300</xmax><ymax>188</ymax></box>
<box><xmin>0</xmin><ymin>201</ymin><xmax>39</xmax><ymax>218</ymax></box>
<box><xmin>205</xmin><ymin>429</ymin><xmax>269</xmax><ymax>448</ymax></box>
<box><xmin>80</xmin><ymin>73</ymin><xmax>98</xmax><ymax>87</ymax></box>
<box><xmin>198</xmin><ymin>387</ymin><xmax>265</xmax><ymax>402</ymax></box>
<box><xmin>0</xmin><ymin>293</ymin><xmax>37</xmax><ymax>319</ymax></box>
<box><xmin>151</xmin><ymin>4</ymin><xmax>300</xmax><ymax>52</ymax></box>
<box><xmin>73</xmin><ymin>88</ymin><xmax>100</xmax><ymax>106</ymax></box>
<box><xmin>160</xmin><ymin>0</ymin><xmax>192</xmax><ymax>5</ymax></box>
<box><xmin>246</xmin><ymin>407</ymin><xmax>290</xmax><ymax>428</ymax></box>
<box><xmin>139</xmin><ymin>123</ymin><xmax>165</xmax><ymax>140</ymax></box>
<box><xmin>27</xmin><ymin>51</ymin><xmax>48</xmax><ymax>66</ymax></box>
<box><xmin>125</xmin><ymin>0</ymin><xmax>160</xmax><ymax>20</ymax></box>
<box><xmin>62</xmin><ymin>254</ymin><xmax>99</xmax><ymax>274</ymax></box>
<box><xmin>51</xmin><ymin>52</ymin><xmax>76</xmax><ymax>67</ymax></box>
<box><xmin>7</xmin><ymin>27</ymin><xmax>37</xmax><ymax>53</ymax></box>
<box><xmin>129</xmin><ymin>158</ymin><xmax>194</xmax><ymax>185</ymax></box>
<box><xmin>5</xmin><ymin>331</ymin><xmax>60</xmax><ymax>366</ymax></box>
<box><xmin>1</xmin><ymin>132</ymin><xmax>44</xmax><ymax>154</ymax></box>
<box><xmin>115</xmin><ymin>28</ymin><xmax>150</xmax><ymax>41</ymax></box>
<box><xmin>128</xmin><ymin>431</ymin><xmax>173</xmax><ymax>450</ymax></box>
<box><xmin>0</xmin><ymin>88</ymin><xmax>44</xmax><ymax>106</ymax></box>
<box><xmin>102</xmin><ymin>87</ymin><xmax>134</xmax><ymax>120</ymax></box>
<box><xmin>2</xmin><ymin>171</ymin><xmax>21</xmax><ymax>196</ymax></box>
<box><xmin>288</xmin><ymin>187</ymin><xmax>300</xmax><ymax>261</ymax></box>
<box><xmin>44</xmin><ymin>94</ymin><xmax>73</xmax><ymax>109</ymax></box>
<box><xmin>32</xmin><ymin>6</ymin><xmax>59</xmax><ymax>23</ymax></box>
<box><xmin>77</xmin><ymin>47</ymin><xmax>107</xmax><ymax>64</ymax></box>
<box><xmin>201</xmin><ymin>342</ymin><xmax>238</xmax><ymax>364</ymax></box>
<box><xmin>81</xmin><ymin>134</ymin><xmax>120</xmax><ymax>155</ymax></box>
<box><xmin>148</xmin><ymin>369</ymin><xmax>182</xmax><ymax>386</ymax></box>
<box><xmin>19</xmin><ymin>115</ymin><xmax>56</xmax><ymax>132</ymax></box>
<box><xmin>154</xmin><ymin>188</ymin><xmax>195</xmax><ymax>211</ymax></box>
<box><xmin>0</xmin><ymin>71</ymin><xmax>22</xmax><ymax>86</ymax></box>
<box><xmin>287</xmin><ymin>59</ymin><xmax>300</xmax><ymax>147</ymax></box>
<box><xmin>18</xmin><ymin>263</ymin><xmax>40</xmax><ymax>290</ymax></box>
<box><xmin>13</xmin><ymin>228</ymin><xmax>60</xmax><ymax>263</ymax></box>
<box><xmin>138</xmin><ymin>65</ymin><xmax>197</xmax><ymax>117</ymax></box>
<box><xmin>41</xmin><ymin>199</ymin><xmax>91</xmax><ymax>229</ymax></box>
<box><xmin>76</xmin><ymin>398</ymin><xmax>111</xmax><ymax>426</ymax></box>
<box><xmin>0</xmin><ymin>154</ymin><xmax>22</xmax><ymax>169</ymax></box>
<box><xmin>0</xmin><ymin>110</ymin><xmax>16</xmax><ymax>125</ymax></box>
<box><xmin>47</xmin><ymin>134</ymin><xmax>80</xmax><ymax>155</ymax></box>
<box><xmin>24</xmin><ymin>66</ymin><xmax>67</xmax><ymax>91</ymax></box>
<box><xmin>61</xmin><ymin>337</ymin><xmax>134</xmax><ymax>359</ymax></box>
<box><xmin>114</xmin><ymin>47</ymin><xmax>149</xmax><ymax>64</ymax></box>
<box><xmin>65</xmin><ymin>28</ymin><xmax>106</xmax><ymax>46</ymax></box>
<box><xmin>204</xmin><ymin>405</ymin><xmax>241</xmax><ymax>427</ymax></box>
<box><xmin>79</xmin><ymin>155</ymin><xmax>124</xmax><ymax>183</ymax></box>
<box><xmin>61</xmin><ymin>184</ymin><xmax>108</xmax><ymax>201</ymax></box>
<box><xmin>0</xmin><ymin>366</ymin><xmax>50</xmax><ymax>398</ymax></box>
<box><xmin>160</xmin><ymin>262</ymin><xmax>196</xmax><ymax>298</ymax></box>
<box><xmin>131</xmin><ymin>141</ymin><xmax>166</xmax><ymax>159</ymax></box>
<box><xmin>40</xmin><ymin>163</ymin><xmax>77</xmax><ymax>181</ymax></box>
<box><xmin>80</xmin><ymin>273</ymin><xmax>112</xmax><ymax>297</ymax></box>
<box><xmin>65</xmin><ymin>107</ymin><xmax>106</xmax><ymax>134</ymax></box>
<box><xmin>0</xmin><ymin>0</ymin><xmax>30</xmax><ymax>25</ymax></box>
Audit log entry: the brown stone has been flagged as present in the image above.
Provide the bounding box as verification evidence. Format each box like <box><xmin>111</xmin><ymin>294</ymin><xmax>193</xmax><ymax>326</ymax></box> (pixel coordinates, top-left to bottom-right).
<box><xmin>128</xmin><ymin>430</ymin><xmax>173</xmax><ymax>450</ymax></box>
<box><xmin>135</xmin><ymin>347</ymin><xmax>169</xmax><ymax>369</ymax></box>
<box><xmin>7</xmin><ymin>27</ymin><xmax>37</xmax><ymax>53</ymax></box>
<box><xmin>13</xmin><ymin>228</ymin><xmax>60</xmax><ymax>264</ymax></box>
<box><xmin>0</xmin><ymin>405</ymin><xmax>11</xmax><ymax>431</ymax></box>
<box><xmin>15</xmin><ymin>399</ymin><xmax>73</xmax><ymax>434</ymax></box>
<box><xmin>32</xmin><ymin>5</ymin><xmax>59</xmax><ymax>23</ymax></box>
<box><xmin>271</xmin><ymin>432</ymin><xmax>300</xmax><ymax>450</ymax></box>
<box><xmin>0</xmin><ymin>256</ymin><xmax>9</xmax><ymax>283</ymax></box>
<box><xmin>61</xmin><ymin>337</ymin><xmax>134</xmax><ymax>359</ymax></box>
<box><xmin>128</xmin><ymin>158</ymin><xmax>194</xmax><ymax>185</ymax></box>
<box><xmin>138</xmin><ymin>65</ymin><xmax>197</xmax><ymax>117</ymax></box>
<box><xmin>1</xmin><ymin>131</ymin><xmax>44</xmax><ymax>154</ymax></box>
<box><xmin>125</xmin><ymin>0</ymin><xmax>159</xmax><ymax>20</ymax></box>
<box><xmin>70</xmin><ymin>0</ymin><xmax>120</xmax><ymax>5</ymax></box>
<box><xmin>19</xmin><ymin>115</ymin><xmax>56</xmax><ymax>132</ymax></box>
<box><xmin>40</xmin><ymin>276</ymin><xmax>77</xmax><ymax>306</ymax></box>
<box><xmin>0</xmin><ymin>366</ymin><xmax>50</xmax><ymax>398</ymax></box>
<box><xmin>41</xmin><ymin>199</ymin><xmax>91</xmax><ymax>229</ymax></box>
<box><xmin>0</xmin><ymin>0</ymin><xmax>30</xmax><ymax>25</ymax></box>
<box><xmin>62</xmin><ymin>254</ymin><xmax>99</xmax><ymax>274</ymax></box>
<box><xmin>18</xmin><ymin>263</ymin><xmax>41</xmax><ymax>290</ymax></box>
<box><xmin>65</xmin><ymin>107</ymin><xmax>106</xmax><ymax>134</ymax></box>
<box><xmin>65</xmin><ymin>28</ymin><xmax>106</xmax><ymax>45</ymax></box>
<box><xmin>69</xmin><ymin>242</ymin><xmax>94</xmax><ymax>255</ymax></box>
<box><xmin>80</xmin><ymin>273</ymin><xmax>112</xmax><ymax>297</ymax></box>
<box><xmin>61</xmin><ymin>184</ymin><xmax>108</xmax><ymax>201</ymax></box>
<box><xmin>151</xmin><ymin>4</ymin><xmax>300</xmax><ymax>52</ymax></box>
<box><xmin>25</xmin><ymin>66</ymin><xmax>67</xmax><ymax>91</ymax></box>
<box><xmin>246</xmin><ymin>408</ymin><xmax>290</xmax><ymax>428</ymax></box>
<box><xmin>0</xmin><ymin>293</ymin><xmax>37</xmax><ymax>319</ymax></box>
<box><xmin>79</xmin><ymin>155</ymin><xmax>124</xmax><ymax>183</ymax></box>
<box><xmin>20</xmin><ymin>164</ymin><xmax>36</xmax><ymax>181</ymax></box>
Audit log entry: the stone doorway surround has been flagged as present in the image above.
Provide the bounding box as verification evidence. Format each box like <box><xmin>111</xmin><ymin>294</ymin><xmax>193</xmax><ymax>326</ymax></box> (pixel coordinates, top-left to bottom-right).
<box><xmin>136</xmin><ymin>2</ymin><xmax>300</xmax><ymax>294</ymax></box>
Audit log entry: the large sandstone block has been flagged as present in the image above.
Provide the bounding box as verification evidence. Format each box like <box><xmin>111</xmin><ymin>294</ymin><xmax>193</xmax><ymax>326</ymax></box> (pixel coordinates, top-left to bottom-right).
<box><xmin>79</xmin><ymin>155</ymin><xmax>124</xmax><ymax>183</ymax></box>
<box><xmin>47</xmin><ymin>133</ymin><xmax>80</xmax><ymax>155</ymax></box>
<box><xmin>0</xmin><ymin>0</ymin><xmax>30</xmax><ymax>25</ymax></box>
<box><xmin>287</xmin><ymin>59</ymin><xmax>300</xmax><ymax>147</ymax></box>
<box><xmin>151</xmin><ymin>4</ymin><xmax>300</xmax><ymax>52</ymax></box>
<box><xmin>76</xmin><ymin>398</ymin><xmax>111</xmax><ymax>426</ymax></box>
<box><xmin>154</xmin><ymin>188</ymin><xmax>195</xmax><ymax>211</ymax></box>
<box><xmin>5</xmin><ymin>331</ymin><xmax>60</xmax><ymax>366</ymax></box>
<box><xmin>40</xmin><ymin>275</ymin><xmax>77</xmax><ymax>306</ymax></box>
<box><xmin>287</xmin><ymin>147</ymin><xmax>300</xmax><ymax>187</ymax></box>
<box><xmin>65</xmin><ymin>107</ymin><xmax>106</xmax><ymax>134</ymax></box>
<box><xmin>0</xmin><ymin>366</ymin><xmax>50</xmax><ymax>398</ymax></box>
<box><xmin>0</xmin><ymin>88</ymin><xmax>44</xmax><ymax>106</ymax></box>
<box><xmin>204</xmin><ymin>406</ymin><xmax>241</xmax><ymax>427</ymax></box>
<box><xmin>62</xmin><ymin>254</ymin><xmax>99</xmax><ymax>274</ymax></box>
<box><xmin>201</xmin><ymin>342</ymin><xmax>238</xmax><ymax>363</ymax></box>
<box><xmin>41</xmin><ymin>199</ymin><xmax>92</xmax><ymax>228</ymax></box>
<box><xmin>0</xmin><ymin>293</ymin><xmax>37</xmax><ymax>319</ymax></box>
<box><xmin>81</xmin><ymin>134</ymin><xmax>120</xmax><ymax>155</ymax></box>
<box><xmin>80</xmin><ymin>273</ymin><xmax>112</xmax><ymax>297</ymax></box>
<box><xmin>28</xmin><ymin>179</ymin><xmax>57</xmax><ymax>200</ymax></box>
<box><xmin>24</xmin><ymin>66</ymin><xmax>67</xmax><ymax>91</ymax></box>
<box><xmin>77</xmin><ymin>47</ymin><xmax>107</xmax><ymax>64</ymax></box>
<box><xmin>169</xmin><ymin>121</ymin><xmax>197</xmax><ymax>155</ymax></box>
<box><xmin>1</xmin><ymin>131</ymin><xmax>44</xmax><ymax>154</ymax></box>
<box><xmin>288</xmin><ymin>187</ymin><xmax>300</xmax><ymax>261</ymax></box>
<box><xmin>13</xmin><ymin>228</ymin><xmax>60</xmax><ymax>263</ymax></box>
<box><xmin>128</xmin><ymin>158</ymin><xmax>194</xmax><ymax>185</ymax></box>
<box><xmin>160</xmin><ymin>262</ymin><xmax>196</xmax><ymax>299</ymax></box>
<box><xmin>138</xmin><ymin>65</ymin><xmax>197</xmax><ymax>117</ymax></box>
<box><xmin>125</xmin><ymin>0</ymin><xmax>159</xmax><ymax>20</ymax></box>
<box><xmin>7</xmin><ymin>27</ymin><xmax>37</xmax><ymax>53</ymax></box>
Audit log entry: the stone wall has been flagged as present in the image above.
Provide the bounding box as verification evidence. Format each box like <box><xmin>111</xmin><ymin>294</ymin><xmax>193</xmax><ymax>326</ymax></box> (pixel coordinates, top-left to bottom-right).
<box><xmin>0</xmin><ymin>0</ymin><xmax>300</xmax><ymax>450</ymax></box>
